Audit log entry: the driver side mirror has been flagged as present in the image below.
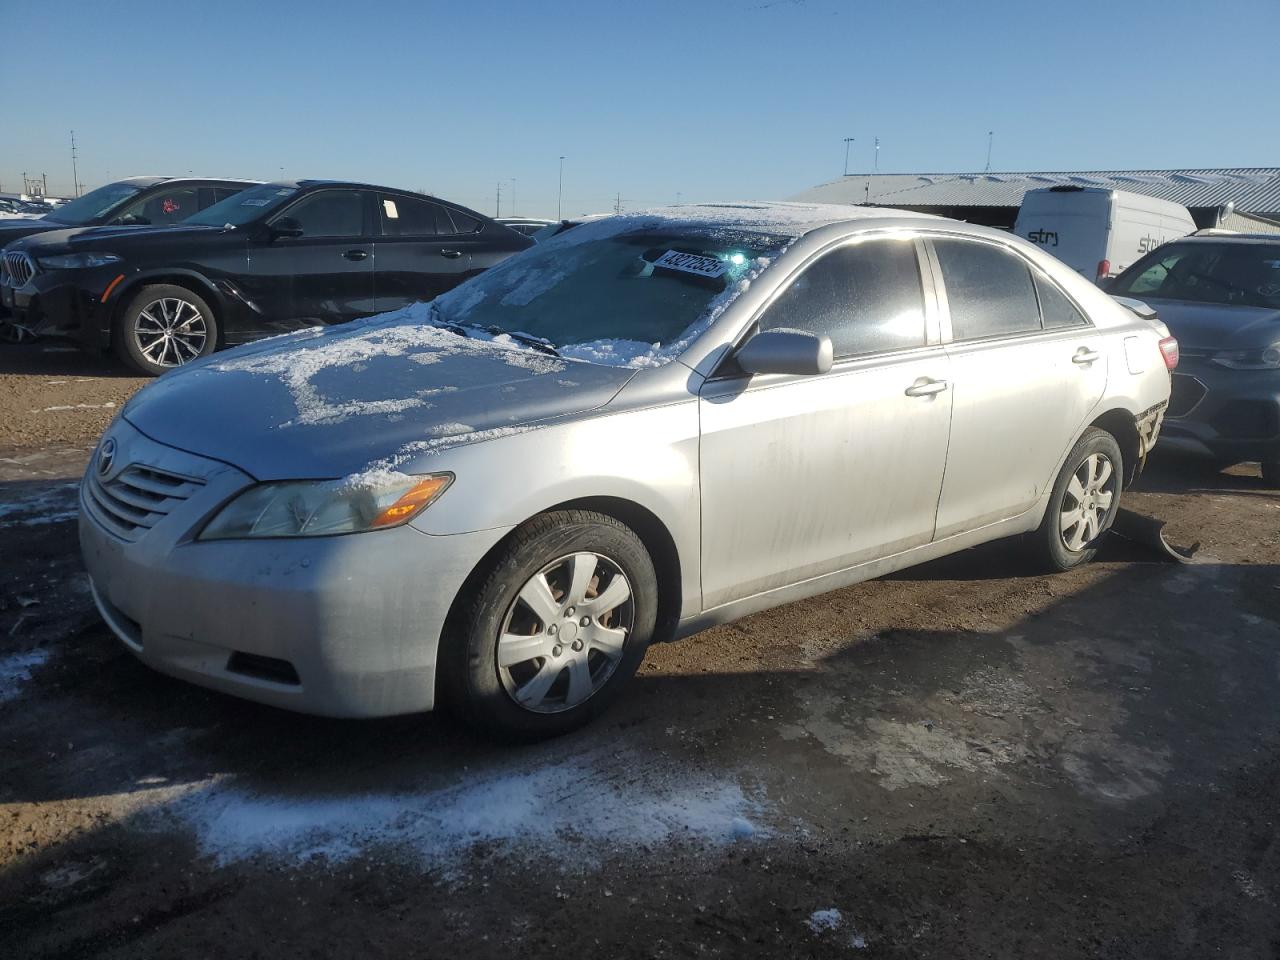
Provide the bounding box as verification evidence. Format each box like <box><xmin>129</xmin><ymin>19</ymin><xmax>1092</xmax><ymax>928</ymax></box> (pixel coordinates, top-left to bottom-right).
<box><xmin>269</xmin><ymin>217</ymin><xmax>304</xmax><ymax>239</ymax></box>
<box><xmin>735</xmin><ymin>329</ymin><xmax>833</xmax><ymax>377</ymax></box>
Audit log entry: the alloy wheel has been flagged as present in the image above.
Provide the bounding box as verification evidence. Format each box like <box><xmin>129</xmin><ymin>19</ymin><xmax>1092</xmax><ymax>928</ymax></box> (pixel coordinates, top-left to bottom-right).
<box><xmin>496</xmin><ymin>552</ymin><xmax>634</xmax><ymax>714</ymax></box>
<box><xmin>1059</xmin><ymin>452</ymin><xmax>1115</xmax><ymax>551</ymax></box>
<box><xmin>133</xmin><ymin>297</ymin><xmax>208</xmax><ymax>368</ymax></box>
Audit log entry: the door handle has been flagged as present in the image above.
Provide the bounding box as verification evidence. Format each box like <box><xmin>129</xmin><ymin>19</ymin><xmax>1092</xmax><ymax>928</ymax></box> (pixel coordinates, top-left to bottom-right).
<box><xmin>904</xmin><ymin>378</ymin><xmax>949</xmax><ymax>397</ymax></box>
<box><xmin>1072</xmin><ymin>347</ymin><xmax>1101</xmax><ymax>365</ymax></box>
<box><xmin>342</xmin><ymin>249</ymin><xmax>369</xmax><ymax>261</ymax></box>
<box><xmin>439</xmin><ymin>249</ymin><xmax>463</xmax><ymax>259</ymax></box>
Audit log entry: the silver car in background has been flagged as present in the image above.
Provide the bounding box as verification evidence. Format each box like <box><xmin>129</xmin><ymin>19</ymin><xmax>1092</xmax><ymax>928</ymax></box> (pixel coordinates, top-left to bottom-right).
<box><xmin>80</xmin><ymin>202</ymin><xmax>1175</xmax><ymax>739</ymax></box>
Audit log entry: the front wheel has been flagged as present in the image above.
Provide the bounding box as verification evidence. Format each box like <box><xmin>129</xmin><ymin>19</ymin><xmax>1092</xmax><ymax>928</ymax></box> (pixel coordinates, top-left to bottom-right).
<box><xmin>440</xmin><ymin>510</ymin><xmax>658</xmax><ymax>741</ymax></box>
<box><xmin>1031</xmin><ymin>427</ymin><xmax>1124</xmax><ymax>572</ymax></box>
<box><xmin>114</xmin><ymin>283</ymin><xmax>218</xmax><ymax>376</ymax></box>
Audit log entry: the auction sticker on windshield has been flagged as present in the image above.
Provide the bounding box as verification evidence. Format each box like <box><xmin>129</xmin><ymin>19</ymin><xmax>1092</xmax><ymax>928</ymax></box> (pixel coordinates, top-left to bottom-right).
<box><xmin>654</xmin><ymin>250</ymin><xmax>727</xmax><ymax>279</ymax></box>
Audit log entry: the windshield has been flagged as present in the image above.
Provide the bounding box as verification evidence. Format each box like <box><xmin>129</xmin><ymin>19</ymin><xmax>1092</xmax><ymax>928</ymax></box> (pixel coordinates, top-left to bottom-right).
<box><xmin>433</xmin><ymin>224</ymin><xmax>787</xmax><ymax>365</ymax></box>
<box><xmin>43</xmin><ymin>181</ymin><xmax>145</xmax><ymax>225</ymax></box>
<box><xmin>1112</xmin><ymin>242</ymin><xmax>1280</xmax><ymax>310</ymax></box>
<box><xmin>184</xmin><ymin>183</ymin><xmax>300</xmax><ymax>227</ymax></box>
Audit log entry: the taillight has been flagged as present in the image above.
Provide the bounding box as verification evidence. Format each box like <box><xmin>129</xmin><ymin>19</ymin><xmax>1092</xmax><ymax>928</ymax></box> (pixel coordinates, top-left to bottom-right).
<box><xmin>1096</xmin><ymin>259</ymin><xmax>1111</xmax><ymax>280</ymax></box>
<box><xmin>1158</xmin><ymin>336</ymin><xmax>1179</xmax><ymax>370</ymax></box>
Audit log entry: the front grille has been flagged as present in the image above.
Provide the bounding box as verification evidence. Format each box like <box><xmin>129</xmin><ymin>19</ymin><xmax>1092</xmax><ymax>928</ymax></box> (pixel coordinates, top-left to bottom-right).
<box><xmin>85</xmin><ymin>463</ymin><xmax>205</xmax><ymax>541</ymax></box>
<box><xmin>2</xmin><ymin>251</ymin><xmax>35</xmax><ymax>286</ymax></box>
<box><xmin>1167</xmin><ymin>374</ymin><xmax>1207</xmax><ymax>418</ymax></box>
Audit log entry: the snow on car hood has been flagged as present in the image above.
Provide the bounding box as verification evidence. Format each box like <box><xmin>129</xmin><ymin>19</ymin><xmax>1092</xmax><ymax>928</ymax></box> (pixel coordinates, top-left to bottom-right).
<box><xmin>122</xmin><ymin>306</ymin><xmax>636</xmax><ymax>480</ymax></box>
<box><xmin>1141</xmin><ymin>298</ymin><xmax>1280</xmax><ymax>351</ymax></box>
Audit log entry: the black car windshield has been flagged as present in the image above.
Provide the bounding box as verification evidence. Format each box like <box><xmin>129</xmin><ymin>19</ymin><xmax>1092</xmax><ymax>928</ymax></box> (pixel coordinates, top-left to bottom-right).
<box><xmin>433</xmin><ymin>224</ymin><xmax>787</xmax><ymax>364</ymax></box>
<box><xmin>43</xmin><ymin>181</ymin><xmax>145</xmax><ymax>225</ymax></box>
<box><xmin>1112</xmin><ymin>241</ymin><xmax>1280</xmax><ymax>310</ymax></box>
<box><xmin>184</xmin><ymin>184</ymin><xmax>300</xmax><ymax>227</ymax></box>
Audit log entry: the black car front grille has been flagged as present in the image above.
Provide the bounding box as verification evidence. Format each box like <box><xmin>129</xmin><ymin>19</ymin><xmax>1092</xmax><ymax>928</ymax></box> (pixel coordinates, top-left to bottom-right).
<box><xmin>2</xmin><ymin>251</ymin><xmax>35</xmax><ymax>286</ymax></box>
<box><xmin>85</xmin><ymin>463</ymin><xmax>205</xmax><ymax>541</ymax></box>
<box><xmin>1167</xmin><ymin>374</ymin><xmax>1208</xmax><ymax>418</ymax></box>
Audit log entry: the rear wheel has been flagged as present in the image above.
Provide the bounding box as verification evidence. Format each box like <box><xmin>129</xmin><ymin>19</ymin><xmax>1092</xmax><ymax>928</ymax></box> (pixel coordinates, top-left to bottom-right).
<box><xmin>1031</xmin><ymin>427</ymin><xmax>1124</xmax><ymax>572</ymax></box>
<box><xmin>114</xmin><ymin>283</ymin><xmax>218</xmax><ymax>376</ymax></box>
<box><xmin>440</xmin><ymin>510</ymin><xmax>657</xmax><ymax>741</ymax></box>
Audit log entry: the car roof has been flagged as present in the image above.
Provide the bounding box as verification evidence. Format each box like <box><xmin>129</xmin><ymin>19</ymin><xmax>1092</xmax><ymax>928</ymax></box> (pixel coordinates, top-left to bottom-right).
<box><xmin>265</xmin><ymin>180</ymin><xmax>479</xmax><ymax>207</ymax></box>
<box><xmin>119</xmin><ymin>176</ymin><xmax>260</xmax><ymax>186</ymax></box>
<box><xmin>1172</xmin><ymin>233</ymin><xmax>1280</xmax><ymax>246</ymax></box>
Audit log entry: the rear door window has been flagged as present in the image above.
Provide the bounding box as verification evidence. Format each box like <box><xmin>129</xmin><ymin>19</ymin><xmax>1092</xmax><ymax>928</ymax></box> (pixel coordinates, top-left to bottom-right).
<box><xmin>1034</xmin><ymin>274</ymin><xmax>1089</xmax><ymax>329</ymax></box>
<box><xmin>934</xmin><ymin>238</ymin><xmax>1041</xmax><ymax>340</ymax></box>
<box><xmin>118</xmin><ymin>187</ymin><xmax>199</xmax><ymax>226</ymax></box>
<box><xmin>380</xmin><ymin>194</ymin><xmax>453</xmax><ymax>237</ymax></box>
<box><xmin>758</xmin><ymin>238</ymin><xmax>926</xmax><ymax>359</ymax></box>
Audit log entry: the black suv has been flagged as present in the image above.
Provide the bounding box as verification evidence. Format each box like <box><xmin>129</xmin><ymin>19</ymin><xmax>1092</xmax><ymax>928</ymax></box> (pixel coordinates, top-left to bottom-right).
<box><xmin>1</xmin><ymin>180</ymin><xmax>533</xmax><ymax>375</ymax></box>
<box><xmin>0</xmin><ymin>176</ymin><xmax>257</xmax><ymax>247</ymax></box>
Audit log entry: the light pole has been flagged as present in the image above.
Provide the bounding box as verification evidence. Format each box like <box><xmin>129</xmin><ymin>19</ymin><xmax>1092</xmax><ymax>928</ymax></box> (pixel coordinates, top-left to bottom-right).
<box><xmin>558</xmin><ymin>156</ymin><xmax>565</xmax><ymax>220</ymax></box>
<box><xmin>843</xmin><ymin>137</ymin><xmax>855</xmax><ymax>176</ymax></box>
<box><xmin>510</xmin><ymin>178</ymin><xmax>517</xmax><ymax>217</ymax></box>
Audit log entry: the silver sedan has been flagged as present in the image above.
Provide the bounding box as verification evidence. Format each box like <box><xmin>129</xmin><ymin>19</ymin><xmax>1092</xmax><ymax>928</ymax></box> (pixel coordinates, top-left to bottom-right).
<box><xmin>80</xmin><ymin>202</ymin><xmax>1175</xmax><ymax>739</ymax></box>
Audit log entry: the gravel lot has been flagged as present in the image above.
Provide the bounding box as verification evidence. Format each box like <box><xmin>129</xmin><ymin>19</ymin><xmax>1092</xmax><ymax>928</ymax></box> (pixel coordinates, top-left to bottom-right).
<box><xmin>2</xmin><ymin>342</ymin><xmax>1278</xmax><ymax>958</ymax></box>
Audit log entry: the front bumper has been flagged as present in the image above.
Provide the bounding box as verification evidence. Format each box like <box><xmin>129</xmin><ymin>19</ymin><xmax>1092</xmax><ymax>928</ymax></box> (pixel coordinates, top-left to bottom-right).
<box><xmin>1159</xmin><ymin>359</ymin><xmax>1280</xmax><ymax>464</ymax></box>
<box><xmin>0</xmin><ymin>266</ymin><xmax>117</xmax><ymax>347</ymax></box>
<box><xmin>79</xmin><ymin>419</ymin><xmax>508</xmax><ymax>717</ymax></box>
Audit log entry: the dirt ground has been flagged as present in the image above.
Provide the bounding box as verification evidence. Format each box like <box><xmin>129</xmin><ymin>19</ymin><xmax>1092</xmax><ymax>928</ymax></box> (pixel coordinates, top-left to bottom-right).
<box><xmin>1</xmin><ymin>342</ymin><xmax>1279</xmax><ymax>959</ymax></box>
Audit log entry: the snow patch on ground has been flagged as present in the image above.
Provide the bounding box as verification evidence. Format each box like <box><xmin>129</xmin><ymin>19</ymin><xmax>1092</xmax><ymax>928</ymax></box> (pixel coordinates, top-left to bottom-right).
<box><xmin>807</xmin><ymin>908</ymin><xmax>843</xmax><ymax>932</ymax></box>
<box><xmin>0</xmin><ymin>481</ymin><xmax>79</xmax><ymax>527</ymax></box>
<box><xmin>161</xmin><ymin>754</ymin><xmax>765</xmax><ymax>869</ymax></box>
<box><xmin>0</xmin><ymin>649</ymin><xmax>51</xmax><ymax>703</ymax></box>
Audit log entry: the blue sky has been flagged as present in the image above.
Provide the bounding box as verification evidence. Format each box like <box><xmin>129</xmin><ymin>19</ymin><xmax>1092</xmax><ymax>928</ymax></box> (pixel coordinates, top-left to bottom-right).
<box><xmin>3</xmin><ymin>0</ymin><xmax>1275</xmax><ymax>217</ymax></box>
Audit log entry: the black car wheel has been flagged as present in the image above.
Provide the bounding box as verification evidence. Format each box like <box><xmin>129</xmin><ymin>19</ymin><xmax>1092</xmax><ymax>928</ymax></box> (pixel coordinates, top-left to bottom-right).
<box><xmin>115</xmin><ymin>283</ymin><xmax>218</xmax><ymax>376</ymax></box>
<box><xmin>440</xmin><ymin>510</ymin><xmax>658</xmax><ymax>741</ymax></box>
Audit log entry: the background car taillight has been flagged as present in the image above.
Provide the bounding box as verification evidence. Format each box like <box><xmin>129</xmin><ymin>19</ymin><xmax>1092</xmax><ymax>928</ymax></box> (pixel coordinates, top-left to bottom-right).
<box><xmin>1158</xmin><ymin>336</ymin><xmax>1179</xmax><ymax>370</ymax></box>
<box><xmin>1096</xmin><ymin>258</ymin><xmax>1111</xmax><ymax>280</ymax></box>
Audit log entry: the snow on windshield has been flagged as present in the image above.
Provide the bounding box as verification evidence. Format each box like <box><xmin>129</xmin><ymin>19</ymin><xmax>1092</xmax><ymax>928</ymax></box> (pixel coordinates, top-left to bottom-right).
<box><xmin>427</xmin><ymin>201</ymin><xmax>867</xmax><ymax>369</ymax></box>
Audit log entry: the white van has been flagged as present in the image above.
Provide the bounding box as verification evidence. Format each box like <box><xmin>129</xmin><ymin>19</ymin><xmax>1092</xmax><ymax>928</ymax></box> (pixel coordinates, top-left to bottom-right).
<box><xmin>1014</xmin><ymin>186</ymin><xmax>1196</xmax><ymax>283</ymax></box>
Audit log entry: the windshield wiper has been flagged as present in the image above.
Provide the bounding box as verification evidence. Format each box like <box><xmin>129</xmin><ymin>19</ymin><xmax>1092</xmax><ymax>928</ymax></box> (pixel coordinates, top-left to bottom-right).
<box><xmin>490</xmin><ymin>328</ymin><xmax>561</xmax><ymax>358</ymax></box>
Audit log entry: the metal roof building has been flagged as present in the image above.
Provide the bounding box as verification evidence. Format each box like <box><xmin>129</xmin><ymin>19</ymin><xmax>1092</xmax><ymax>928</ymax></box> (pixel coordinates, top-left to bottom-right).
<box><xmin>791</xmin><ymin>168</ymin><xmax>1280</xmax><ymax>229</ymax></box>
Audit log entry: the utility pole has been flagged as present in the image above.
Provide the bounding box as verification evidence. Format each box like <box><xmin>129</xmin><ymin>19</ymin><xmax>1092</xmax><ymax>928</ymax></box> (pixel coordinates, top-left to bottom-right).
<box><xmin>613</xmin><ymin>192</ymin><xmax>622</xmax><ymax>215</ymax></box>
<box><xmin>495</xmin><ymin>181</ymin><xmax>502</xmax><ymax>218</ymax></box>
<box><xmin>874</xmin><ymin>137</ymin><xmax>880</xmax><ymax>174</ymax></box>
<box><xmin>843</xmin><ymin>137</ymin><xmax>855</xmax><ymax>176</ymax></box>
<box><xmin>510</xmin><ymin>178</ymin><xmax>517</xmax><ymax>217</ymax></box>
<box><xmin>70</xmin><ymin>130</ymin><xmax>80</xmax><ymax>196</ymax></box>
<box><xmin>557</xmin><ymin>156</ymin><xmax>565</xmax><ymax>220</ymax></box>
<box><xmin>984</xmin><ymin>130</ymin><xmax>994</xmax><ymax>173</ymax></box>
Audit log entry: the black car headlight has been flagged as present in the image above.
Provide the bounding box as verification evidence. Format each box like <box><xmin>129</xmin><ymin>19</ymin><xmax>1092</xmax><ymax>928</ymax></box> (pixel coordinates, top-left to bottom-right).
<box><xmin>35</xmin><ymin>252</ymin><xmax>122</xmax><ymax>270</ymax></box>
<box><xmin>1211</xmin><ymin>342</ymin><xmax>1280</xmax><ymax>370</ymax></box>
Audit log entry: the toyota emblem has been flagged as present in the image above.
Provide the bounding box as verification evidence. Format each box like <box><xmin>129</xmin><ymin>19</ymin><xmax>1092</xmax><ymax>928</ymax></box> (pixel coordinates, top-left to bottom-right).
<box><xmin>97</xmin><ymin>438</ymin><xmax>116</xmax><ymax>477</ymax></box>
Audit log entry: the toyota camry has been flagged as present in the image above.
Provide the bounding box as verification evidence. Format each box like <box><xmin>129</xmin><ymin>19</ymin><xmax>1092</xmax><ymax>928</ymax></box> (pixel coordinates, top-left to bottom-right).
<box><xmin>80</xmin><ymin>202</ymin><xmax>1174</xmax><ymax>739</ymax></box>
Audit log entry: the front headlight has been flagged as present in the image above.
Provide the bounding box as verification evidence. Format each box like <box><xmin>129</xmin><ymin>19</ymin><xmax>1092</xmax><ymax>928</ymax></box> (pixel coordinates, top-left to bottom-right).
<box><xmin>198</xmin><ymin>472</ymin><xmax>452</xmax><ymax>540</ymax></box>
<box><xmin>35</xmin><ymin>252</ymin><xmax>122</xmax><ymax>270</ymax></box>
<box><xmin>1211</xmin><ymin>343</ymin><xmax>1280</xmax><ymax>370</ymax></box>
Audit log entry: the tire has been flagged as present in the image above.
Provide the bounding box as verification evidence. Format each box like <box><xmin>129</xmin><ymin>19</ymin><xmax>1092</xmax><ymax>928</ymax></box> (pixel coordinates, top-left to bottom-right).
<box><xmin>440</xmin><ymin>510</ymin><xmax>658</xmax><ymax>741</ymax></box>
<box><xmin>1031</xmin><ymin>427</ymin><xmax>1124</xmax><ymax>572</ymax></box>
<box><xmin>1262</xmin><ymin>459</ymin><xmax>1280</xmax><ymax>487</ymax></box>
<box><xmin>114</xmin><ymin>283</ymin><xmax>218</xmax><ymax>376</ymax></box>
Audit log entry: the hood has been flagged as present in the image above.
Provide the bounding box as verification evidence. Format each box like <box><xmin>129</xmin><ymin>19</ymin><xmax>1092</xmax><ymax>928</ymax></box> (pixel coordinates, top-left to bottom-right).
<box><xmin>0</xmin><ymin>218</ymin><xmax>61</xmax><ymax>245</ymax></box>
<box><xmin>1142</xmin><ymin>298</ymin><xmax>1280</xmax><ymax>351</ymax></box>
<box><xmin>121</xmin><ymin>313</ymin><xmax>636</xmax><ymax>479</ymax></box>
<box><xmin>11</xmin><ymin>223</ymin><xmax>226</xmax><ymax>254</ymax></box>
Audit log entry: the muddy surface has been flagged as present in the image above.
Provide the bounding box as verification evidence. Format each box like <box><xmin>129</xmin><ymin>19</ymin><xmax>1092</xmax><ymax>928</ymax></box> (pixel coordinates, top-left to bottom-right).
<box><xmin>1</xmin><ymin>348</ymin><xmax>1279</xmax><ymax>958</ymax></box>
